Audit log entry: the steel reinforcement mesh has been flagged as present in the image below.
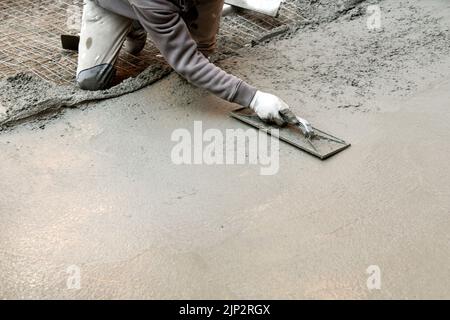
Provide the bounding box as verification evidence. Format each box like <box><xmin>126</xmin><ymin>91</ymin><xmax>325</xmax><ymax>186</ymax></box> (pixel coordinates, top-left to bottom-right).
<box><xmin>0</xmin><ymin>0</ymin><xmax>309</xmax><ymax>85</ymax></box>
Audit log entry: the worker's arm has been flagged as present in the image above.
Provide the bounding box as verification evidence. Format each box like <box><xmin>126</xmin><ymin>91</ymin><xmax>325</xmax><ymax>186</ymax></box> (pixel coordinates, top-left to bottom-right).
<box><xmin>130</xmin><ymin>0</ymin><xmax>254</xmax><ymax>106</ymax></box>
<box><xmin>129</xmin><ymin>0</ymin><xmax>289</xmax><ymax>124</ymax></box>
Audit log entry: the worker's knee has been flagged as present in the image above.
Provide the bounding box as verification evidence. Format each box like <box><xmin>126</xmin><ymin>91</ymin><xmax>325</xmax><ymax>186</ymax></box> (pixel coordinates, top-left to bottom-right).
<box><xmin>76</xmin><ymin>64</ymin><xmax>115</xmax><ymax>91</ymax></box>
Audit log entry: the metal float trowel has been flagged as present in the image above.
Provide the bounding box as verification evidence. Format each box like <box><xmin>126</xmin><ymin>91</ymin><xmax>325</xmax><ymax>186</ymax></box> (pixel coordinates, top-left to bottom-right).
<box><xmin>230</xmin><ymin>107</ymin><xmax>350</xmax><ymax>160</ymax></box>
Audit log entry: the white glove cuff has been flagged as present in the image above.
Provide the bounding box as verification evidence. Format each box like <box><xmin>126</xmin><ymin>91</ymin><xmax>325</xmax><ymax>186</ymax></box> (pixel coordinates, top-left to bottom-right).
<box><xmin>250</xmin><ymin>90</ymin><xmax>262</xmax><ymax>110</ymax></box>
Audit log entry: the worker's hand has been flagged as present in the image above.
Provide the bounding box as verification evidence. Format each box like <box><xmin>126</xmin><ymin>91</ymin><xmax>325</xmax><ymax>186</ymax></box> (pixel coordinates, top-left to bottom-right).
<box><xmin>250</xmin><ymin>91</ymin><xmax>292</xmax><ymax>126</ymax></box>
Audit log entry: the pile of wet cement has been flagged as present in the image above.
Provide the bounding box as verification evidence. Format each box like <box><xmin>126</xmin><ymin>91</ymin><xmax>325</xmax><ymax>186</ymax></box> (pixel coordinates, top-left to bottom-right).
<box><xmin>0</xmin><ymin>64</ymin><xmax>171</xmax><ymax>128</ymax></box>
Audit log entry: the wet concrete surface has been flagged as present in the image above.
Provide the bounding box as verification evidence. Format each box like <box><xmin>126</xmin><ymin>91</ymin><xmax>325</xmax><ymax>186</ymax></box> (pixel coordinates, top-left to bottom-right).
<box><xmin>1</xmin><ymin>0</ymin><xmax>450</xmax><ymax>299</ymax></box>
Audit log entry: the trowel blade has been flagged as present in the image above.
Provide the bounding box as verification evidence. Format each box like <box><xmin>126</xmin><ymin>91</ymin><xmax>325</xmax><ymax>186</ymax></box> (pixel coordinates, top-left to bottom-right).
<box><xmin>230</xmin><ymin>107</ymin><xmax>351</xmax><ymax>160</ymax></box>
<box><xmin>225</xmin><ymin>0</ymin><xmax>282</xmax><ymax>17</ymax></box>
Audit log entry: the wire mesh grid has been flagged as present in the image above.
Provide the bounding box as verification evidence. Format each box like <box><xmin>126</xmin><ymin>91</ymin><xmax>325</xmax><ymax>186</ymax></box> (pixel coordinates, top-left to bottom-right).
<box><xmin>0</xmin><ymin>0</ymin><xmax>309</xmax><ymax>85</ymax></box>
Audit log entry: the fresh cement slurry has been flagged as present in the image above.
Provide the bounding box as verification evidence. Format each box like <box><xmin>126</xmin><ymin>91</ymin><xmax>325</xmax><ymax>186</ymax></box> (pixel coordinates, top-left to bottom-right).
<box><xmin>0</xmin><ymin>0</ymin><xmax>368</xmax><ymax>129</ymax></box>
<box><xmin>0</xmin><ymin>65</ymin><xmax>171</xmax><ymax>129</ymax></box>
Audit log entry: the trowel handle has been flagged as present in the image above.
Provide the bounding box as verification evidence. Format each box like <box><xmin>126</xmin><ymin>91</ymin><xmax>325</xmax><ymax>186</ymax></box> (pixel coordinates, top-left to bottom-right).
<box><xmin>279</xmin><ymin>109</ymin><xmax>300</xmax><ymax>125</ymax></box>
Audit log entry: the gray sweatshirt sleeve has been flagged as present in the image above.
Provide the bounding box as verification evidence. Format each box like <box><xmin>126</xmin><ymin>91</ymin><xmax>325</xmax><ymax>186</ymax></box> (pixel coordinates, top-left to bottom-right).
<box><xmin>129</xmin><ymin>0</ymin><xmax>257</xmax><ymax>107</ymax></box>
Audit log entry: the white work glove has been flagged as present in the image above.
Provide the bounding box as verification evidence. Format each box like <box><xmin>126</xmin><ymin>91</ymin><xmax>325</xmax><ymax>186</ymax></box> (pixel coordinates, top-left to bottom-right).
<box><xmin>250</xmin><ymin>91</ymin><xmax>291</xmax><ymax>126</ymax></box>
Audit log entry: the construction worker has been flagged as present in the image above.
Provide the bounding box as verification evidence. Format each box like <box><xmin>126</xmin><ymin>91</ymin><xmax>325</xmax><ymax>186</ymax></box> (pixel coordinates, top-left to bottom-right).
<box><xmin>77</xmin><ymin>0</ymin><xmax>293</xmax><ymax>125</ymax></box>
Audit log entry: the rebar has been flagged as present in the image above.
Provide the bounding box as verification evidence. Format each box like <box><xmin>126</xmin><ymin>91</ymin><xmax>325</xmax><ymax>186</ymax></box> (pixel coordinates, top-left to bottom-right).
<box><xmin>0</xmin><ymin>0</ymin><xmax>310</xmax><ymax>85</ymax></box>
